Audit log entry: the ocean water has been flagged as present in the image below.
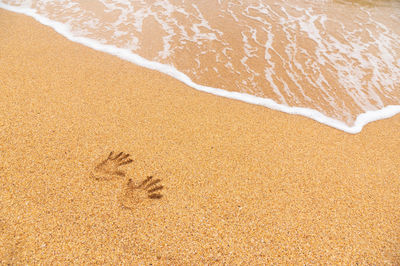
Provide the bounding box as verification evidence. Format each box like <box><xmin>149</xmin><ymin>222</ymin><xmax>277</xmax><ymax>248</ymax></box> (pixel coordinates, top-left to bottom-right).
<box><xmin>1</xmin><ymin>0</ymin><xmax>400</xmax><ymax>133</ymax></box>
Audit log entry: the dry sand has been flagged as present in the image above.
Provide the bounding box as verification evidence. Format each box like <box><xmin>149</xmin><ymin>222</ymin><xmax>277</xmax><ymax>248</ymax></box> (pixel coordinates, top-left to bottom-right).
<box><xmin>0</xmin><ymin>9</ymin><xmax>399</xmax><ymax>264</ymax></box>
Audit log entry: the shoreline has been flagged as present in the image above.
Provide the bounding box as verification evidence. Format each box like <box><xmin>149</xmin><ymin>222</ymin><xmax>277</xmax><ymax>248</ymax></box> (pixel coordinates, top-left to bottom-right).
<box><xmin>1</xmin><ymin>3</ymin><xmax>400</xmax><ymax>134</ymax></box>
<box><xmin>1</xmin><ymin>9</ymin><xmax>400</xmax><ymax>264</ymax></box>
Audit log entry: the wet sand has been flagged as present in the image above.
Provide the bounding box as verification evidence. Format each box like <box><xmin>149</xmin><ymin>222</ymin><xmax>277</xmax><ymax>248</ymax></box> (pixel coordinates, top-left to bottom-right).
<box><xmin>0</xmin><ymin>9</ymin><xmax>399</xmax><ymax>264</ymax></box>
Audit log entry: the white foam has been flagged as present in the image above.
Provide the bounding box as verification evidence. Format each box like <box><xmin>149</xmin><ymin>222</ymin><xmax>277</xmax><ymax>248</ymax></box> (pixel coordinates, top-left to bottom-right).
<box><xmin>1</xmin><ymin>2</ymin><xmax>400</xmax><ymax>134</ymax></box>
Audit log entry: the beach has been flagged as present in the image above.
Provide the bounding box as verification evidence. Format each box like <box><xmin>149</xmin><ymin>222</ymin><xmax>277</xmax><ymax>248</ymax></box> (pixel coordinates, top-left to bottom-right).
<box><xmin>1</xmin><ymin>9</ymin><xmax>400</xmax><ymax>264</ymax></box>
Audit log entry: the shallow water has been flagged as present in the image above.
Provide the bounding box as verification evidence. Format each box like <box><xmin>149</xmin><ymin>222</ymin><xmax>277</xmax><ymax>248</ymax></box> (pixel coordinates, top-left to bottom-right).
<box><xmin>2</xmin><ymin>0</ymin><xmax>400</xmax><ymax>132</ymax></box>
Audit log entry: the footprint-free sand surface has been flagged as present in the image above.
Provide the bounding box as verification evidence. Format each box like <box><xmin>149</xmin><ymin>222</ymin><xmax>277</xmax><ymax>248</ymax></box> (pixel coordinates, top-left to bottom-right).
<box><xmin>1</xmin><ymin>9</ymin><xmax>399</xmax><ymax>264</ymax></box>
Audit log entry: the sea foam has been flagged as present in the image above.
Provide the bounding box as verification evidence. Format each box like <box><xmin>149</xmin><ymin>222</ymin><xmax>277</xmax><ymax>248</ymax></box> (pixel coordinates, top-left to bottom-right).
<box><xmin>1</xmin><ymin>2</ymin><xmax>400</xmax><ymax>134</ymax></box>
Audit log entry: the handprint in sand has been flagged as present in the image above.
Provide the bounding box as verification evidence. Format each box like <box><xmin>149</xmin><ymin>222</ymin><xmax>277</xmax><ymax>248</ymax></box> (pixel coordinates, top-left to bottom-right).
<box><xmin>91</xmin><ymin>151</ymin><xmax>133</xmax><ymax>180</ymax></box>
<box><xmin>120</xmin><ymin>176</ymin><xmax>164</xmax><ymax>209</ymax></box>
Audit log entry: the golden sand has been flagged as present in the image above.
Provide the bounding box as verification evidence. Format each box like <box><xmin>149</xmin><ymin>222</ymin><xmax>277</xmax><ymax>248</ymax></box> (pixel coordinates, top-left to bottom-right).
<box><xmin>0</xmin><ymin>9</ymin><xmax>399</xmax><ymax>264</ymax></box>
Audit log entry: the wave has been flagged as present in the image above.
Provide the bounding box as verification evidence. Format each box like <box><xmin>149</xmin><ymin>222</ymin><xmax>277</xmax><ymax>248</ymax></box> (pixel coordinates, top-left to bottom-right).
<box><xmin>1</xmin><ymin>1</ymin><xmax>400</xmax><ymax>134</ymax></box>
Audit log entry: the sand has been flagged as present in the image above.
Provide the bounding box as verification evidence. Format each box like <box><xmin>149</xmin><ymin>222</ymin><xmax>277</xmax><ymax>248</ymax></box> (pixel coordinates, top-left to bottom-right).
<box><xmin>0</xmin><ymin>9</ymin><xmax>399</xmax><ymax>264</ymax></box>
